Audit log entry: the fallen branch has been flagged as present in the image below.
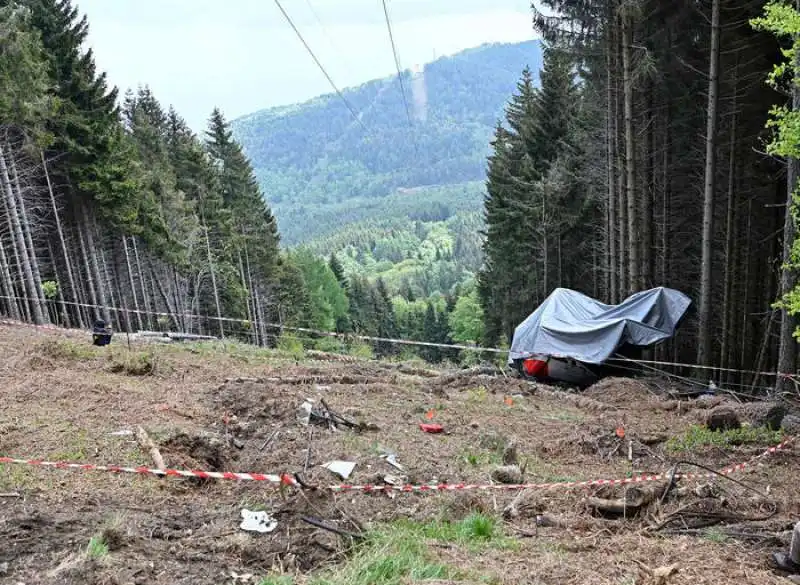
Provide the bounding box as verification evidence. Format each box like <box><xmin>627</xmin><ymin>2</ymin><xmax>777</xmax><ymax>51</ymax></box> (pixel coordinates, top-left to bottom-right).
<box><xmin>259</xmin><ymin>426</ymin><xmax>282</xmax><ymax>452</ymax></box>
<box><xmin>0</xmin><ymin>492</ymin><xmax>21</xmax><ymax>498</ymax></box>
<box><xmin>300</xmin><ymin>516</ymin><xmax>363</xmax><ymax>540</ymax></box>
<box><xmin>136</xmin><ymin>426</ymin><xmax>166</xmax><ymax>471</ymax></box>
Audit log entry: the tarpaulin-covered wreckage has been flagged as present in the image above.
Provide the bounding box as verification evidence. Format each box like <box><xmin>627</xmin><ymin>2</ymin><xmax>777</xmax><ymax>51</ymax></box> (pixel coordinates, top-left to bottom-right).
<box><xmin>509</xmin><ymin>287</ymin><xmax>692</xmax><ymax>387</ymax></box>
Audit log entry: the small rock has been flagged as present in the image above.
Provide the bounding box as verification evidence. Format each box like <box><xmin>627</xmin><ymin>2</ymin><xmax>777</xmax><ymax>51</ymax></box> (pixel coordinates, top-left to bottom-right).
<box><xmin>0</xmin><ymin>562</ymin><xmax>8</xmax><ymax>575</ymax></box>
<box><xmin>735</xmin><ymin>402</ymin><xmax>787</xmax><ymax>430</ymax></box>
<box><xmin>706</xmin><ymin>407</ymin><xmax>740</xmax><ymax>431</ymax></box>
<box><xmin>694</xmin><ymin>395</ymin><xmax>723</xmax><ymax>409</ymax></box>
<box><xmin>491</xmin><ymin>465</ymin><xmax>523</xmax><ymax>484</ymax></box>
<box><xmin>502</xmin><ymin>441</ymin><xmax>518</xmax><ymax>465</ymax></box>
<box><xmin>232</xmin><ymin>438</ymin><xmax>245</xmax><ymax>450</ymax></box>
<box><xmin>469</xmin><ymin>421</ymin><xmax>480</xmax><ymax>429</ymax></box>
<box><xmin>781</xmin><ymin>414</ymin><xmax>800</xmax><ymax>435</ymax></box>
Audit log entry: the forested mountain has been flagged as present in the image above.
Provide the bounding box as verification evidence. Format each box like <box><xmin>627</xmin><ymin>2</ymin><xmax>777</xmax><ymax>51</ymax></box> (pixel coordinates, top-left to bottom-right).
<box><xmin>231</xmin><ymin>41</ymin><xmax>543</xmax><ymax>244</ymax></box>
<box><xmin>478</xmin><ymin>0</ymin><xmax>800</xmax><ymax>391</ymax></box>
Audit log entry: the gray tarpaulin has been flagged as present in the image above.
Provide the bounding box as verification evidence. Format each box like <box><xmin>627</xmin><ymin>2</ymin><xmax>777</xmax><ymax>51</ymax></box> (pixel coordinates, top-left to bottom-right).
<box><xmin>508</xmin><ymin>287</ymin><xmax>692</xmax><ymax>365</ymax></box>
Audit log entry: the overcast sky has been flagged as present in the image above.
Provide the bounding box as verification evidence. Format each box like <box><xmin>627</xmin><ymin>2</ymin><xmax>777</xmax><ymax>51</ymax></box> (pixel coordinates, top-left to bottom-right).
<box><xmin>75</xmin><ymin>0</ymin><xmax>537</xmax><ymax>131</ymax></box>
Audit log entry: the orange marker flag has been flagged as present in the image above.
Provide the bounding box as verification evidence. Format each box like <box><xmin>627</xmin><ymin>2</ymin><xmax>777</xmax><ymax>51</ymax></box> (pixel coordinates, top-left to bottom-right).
<box><xmin>615</xmin><ymin>426</ymin><xmax>625</xmax><ymax>438</ymax></box>
<box><xmin>425</xmin><ymin>409</ymin><xmax>436</xmax><ymax>420</ymax></box>
<box><xmin>504</xmin><ymin>396</ymin><xmax>514</xmax><ymax>407</ymax></box>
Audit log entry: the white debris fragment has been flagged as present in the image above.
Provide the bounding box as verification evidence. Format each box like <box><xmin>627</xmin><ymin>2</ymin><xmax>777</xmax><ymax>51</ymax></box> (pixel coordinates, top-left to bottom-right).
<box><xmin>239</xmin><ymin>509</ymin><xmax>278</xmax><ymax>533</ymax></box>
<box><xmin>322</xmin><ymin>460</ymin><xmax>356</xmax><ymax>479</ymax></box>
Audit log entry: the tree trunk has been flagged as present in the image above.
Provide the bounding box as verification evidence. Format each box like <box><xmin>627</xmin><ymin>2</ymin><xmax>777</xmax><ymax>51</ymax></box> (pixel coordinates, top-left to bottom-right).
<box><xmin>76</xmin><ymin>221</ymin><xmax>100</xmax><ymax>321</ymax></box>
<box><xmin>9</xmin><ymin>156</ymin><xmax>49</xmax><ymax>324</ymax></box>
<box><xmin>740</xmin><ymin>199</ymin><xmax>753</xmax><ymax>371</ymax></box>
<box><xmin>697</xmin><ymin>0</ymin><xmax>721</xmax><ymax>367</ymax></box>
<box><xmin>616</xmin><ymin>27</ymin><xmax>627</xmax><ymax>298</ymax></box>
<box><xmin>42</xmin><ymin>152</ymin><xmax>83</xmax><ymax>328</ymax></box>
<box><xmin>776</xmin><ymin>18</ymin><xmax>800</xmax><ymax>391</ymax></box>
<box><xmin>0</xmin><ymin>239</ymin><xmax>20</xmax><ymax>320</ymax></box>
<box><xmin>622</xmin><ymin>13</ymin><xmax>639</xmax><ymax>293</ymax></box>
<box><xmin>122</xmin><ymin>236</ymin><xmax>144</xmax><ymax>331</ymax></box>
<box><xmin>642</xmin><ymin>83</ymin><xmax>654</xmax><ymax>289</ymax></box>
<box><xmin>721</xmin><ymin>65</ymin><xmax>739</xmax><ymax>383</ymax></box>
<box><xmin>0</xmin><ymin>143</ymin><xmax>45</xmax><ymax>324</ymax></box>
<box><xmin>47</xmin><ymin>239</ymin><xmax>69</xmax><ymax>327</ymax></box>
<box><xmin>131</xmin><ymin>237</ymin><xmax>153</xmax><ymax>329</ymax></box>
<box><xmin>203</xmin><ymin>221</ymin><xmax>225</xmax><ymax>338</ymax></box>
<box><xmin>83</xmin><ymin>213</ymin><xmax>111</xmax><ymax>324</ymax></box>
<box><xmin>606</xmin><ymin>20</ymin><xmax>618</xmax><ymax>304</ymax></box>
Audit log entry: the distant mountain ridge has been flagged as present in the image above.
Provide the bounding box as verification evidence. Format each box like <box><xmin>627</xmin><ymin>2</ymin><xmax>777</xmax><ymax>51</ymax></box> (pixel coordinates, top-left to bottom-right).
<box><xmin>231</xmin><ymin>40</ymin><xmax>543</xmax><ymax>245</ymax></box>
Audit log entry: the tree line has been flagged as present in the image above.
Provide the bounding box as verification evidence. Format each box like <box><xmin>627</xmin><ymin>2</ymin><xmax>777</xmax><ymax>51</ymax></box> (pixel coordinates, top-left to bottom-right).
<box><xmin>479</xmin><ymin>0</ymin><xmax>800</xmax><ymax>391</ymax></box>
<box><xmin>0</xmin><ymin>0</ymin><xmax>293</xmax><ymax>343</ymax></box>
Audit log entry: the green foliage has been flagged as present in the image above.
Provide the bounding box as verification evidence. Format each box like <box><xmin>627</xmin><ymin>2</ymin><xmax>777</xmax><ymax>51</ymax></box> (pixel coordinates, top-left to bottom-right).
<box><xmin>449</xmin><ymin>287</ymin><xmax>484</xmax><ymax>344</ymax></box>
<box><xmin>41</xmin><ymin>279</ymin><xmax>58</xmax><ymax>300</ymax></box>
<box><xmin>478</xmin><ymin>46</ymin><xmax>601</xmax><ymax>344</ymax></box>
<box><xmin>666</xmin><ymin>424</ymin><xmax>784</xmax><ymax>453</ymax></box>
<box><xmin>754</xmin><ymin>2</ymin><xmax>800</xmax><ymax>336</ymax></box>
<box><xmin>0</xmin><ymin>4</ymin><xmax>52</xmax><ymax>132</ymax></box>
<box><xmin>86</xmin><ymin>535</ymin><xmax>109</xmax><ymax>560</ymax></box>
<box><xmin>290</xmin><ymin>249</ymin><xmax>349</xmax><ymax>332</ymax></box>
<box><xmin>310</xmin><ymin>514</ymin><xmax>507</xmax><ymax>585</ymax></box>
<box><xmin>232</xmin><ymin>42</ymin><xmax>543</xmax><ymax>245</ymax></box>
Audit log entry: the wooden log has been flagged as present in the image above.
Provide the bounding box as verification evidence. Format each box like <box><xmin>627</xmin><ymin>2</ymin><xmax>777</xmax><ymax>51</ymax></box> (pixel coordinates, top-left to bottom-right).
<box><xmin>136</xmin><ymin>426</ymin><xmax>166</xmax><ymax>471</ymax></box>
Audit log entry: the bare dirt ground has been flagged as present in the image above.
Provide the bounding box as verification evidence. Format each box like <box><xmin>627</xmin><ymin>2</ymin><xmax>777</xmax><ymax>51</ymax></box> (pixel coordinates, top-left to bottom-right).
<box><xmin>0</xmin><ymin>324</ymin><xmax>798</xmax><ymax>585</ymax></box>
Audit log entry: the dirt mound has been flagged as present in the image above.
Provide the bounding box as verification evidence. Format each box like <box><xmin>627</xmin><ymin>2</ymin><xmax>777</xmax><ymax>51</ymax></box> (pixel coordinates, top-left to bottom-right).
<box><xmin>583</xmin><ymin>377</ymin><xmax>659</xmax><ymax>407</ymax></box>
<box><xmin>162</xmin><ymin>432</ymin><xmax>233</xmax><ymax>470</ymax></box>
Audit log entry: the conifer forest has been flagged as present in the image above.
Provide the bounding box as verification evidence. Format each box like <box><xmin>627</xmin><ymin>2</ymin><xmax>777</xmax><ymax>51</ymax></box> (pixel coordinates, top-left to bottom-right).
<box><xmin>3</xmin><ymin>0</ymin><xmax>800</xmax><ymax>390</ymax></box>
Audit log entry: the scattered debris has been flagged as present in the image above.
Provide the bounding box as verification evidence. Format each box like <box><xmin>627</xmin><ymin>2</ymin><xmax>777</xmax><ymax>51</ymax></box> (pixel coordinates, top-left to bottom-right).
<box><xmin>502</xmin><ymin>441</ymin><xmax>518</xmax><ymax>465</ymax></box>
<box><xmin>782</xmin><ymin>414</ymin><xmax>800</xmax><ymax>435</ymax></box>
<box><xmin>136</xmin><ymin>426</ymin><xmax>166</xmax><ymax>472</ymax></box>
<box><xmin>491</xmin><ymin>465</ymin><xmax>523</xmax><ymax>485</ymax></box>
<box><xmin>300</xmin><ymin>516</ymin><xmax>363</xmax><ymax>540</ymax></box>
<box><xmin>109</xmin><ymin>429</ymin><xmax>133</xmax><ymax>436</ymax></box>
<box><xmin>420</xmin><ymin>423</ymin><xmax>444</xmax><ymax>434</ymax></box>
<box><xmin>322</xmin><ymin>460</ymin><xmax>356</xmax><ymax>480</ymax></box>
<box><xmin>239</xmin><ymin>509</ymin><xmax>278</xmax><ymax>533</ymax></box>
<box><xmin>297</xmin><ymin>400</ymin><xmax>313</xmax><ymax>426</ymax></box>
<box><xmin>382</xmin><ymin>453</ymin><xmax>404</xmax><ymax>472</ymax></box>
<box><xmin>735</xmin><ymin>402</ymin><xmax>787</xmax><ymax>430</ymax></box>
<box><xmin>705</xmin><ymin>407</ymin><xmax>740</xmax><ymax>431</ymax></box>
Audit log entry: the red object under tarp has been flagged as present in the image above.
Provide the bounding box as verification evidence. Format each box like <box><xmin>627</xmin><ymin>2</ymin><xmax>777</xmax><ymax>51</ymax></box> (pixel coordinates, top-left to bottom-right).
<box><xmin>419</xmin><ymin>423</ymin><xmax>444</xmax><ymax>434</ymax></box>
<box><xmin>523</xmin><ymin>358</ymin><xmax>548</xmax><ymax>378</ymax></box>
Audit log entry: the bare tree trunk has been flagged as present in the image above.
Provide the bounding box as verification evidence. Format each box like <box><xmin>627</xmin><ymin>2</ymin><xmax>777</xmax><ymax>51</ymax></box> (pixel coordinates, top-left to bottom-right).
<box><xmin>83</xmin><ymin>213</ymin><xmax>111</xmax><ymax>324</ymax></box>
<box><xmin>697</xmin><ymin>0</ymin><xmax>721</xmax><ymax>367</ymax></box>
<box><xmin>42</xmin><ymin>152</ymin><xmax>83</xmax><ymax>328</ymax></box>
<box><xmin>76</xmin><ymin>221</ymin><xmax>100</xmax><ymax>322</ymax></box>
<box><xmin>615</xmin><ymin>28</ymin><xmax>627</xmax><ymax>297</ymax></box>
<box><xmin>721</xmin><ymin>66</ymin><xmax>739</xmax><ymax>383</ymax></box>
<box><xmin>622</xmin><ymin>14</ymin><xmax>639</xmax><ymax>293</ymax></box>
<box><xmin>0</xmin><ymin>143</ymin><xmax>45</xmax><ymax>324</ymax></box>
<box><xmin>203</xmin><ymin>221</ymin><xmax>225</xmax><ymax>338</ymax></box>
<box><xmin>122</xmin><ymin>236</ymin><xmax>143</xmax><ymax>331</ymax></box>
<box><xmin>0</xmin><ymin>239</ymin><xmax>20</xmax><ymax>320</ymax></box>
<box><xmin>244</xmin><ymin>241</ymin><xmax>260</xmax><ymax>346</ymax></box>
<box><xmin>131</xmin><ymin>237</ymin><xmax>153</xmax><ymax>329</ymax></box>
<box><xmin>607</xmin><ymin>22</ymin><xmax>618</xmax><ymax>304</ymax></box>
<box><xmin>46</xmin><ymin>239</ymin><xmax>69</xmax><ymax>327</ymax></box>
<box><xmin>642</xmin><ymin>84</ymin><xmax>654</xmax><ymax>289</ymax></box>
<box><xmin>9</xmin><ymin>156</ymin><xmax>49</xmax><ymax>324</ymax></box>
<box><xmin>98</xmin><ymin>246</ymin><xmax>120</xmax><ymax>331</ymax></box>
<box><xmin>740</xmin><ymin>200</ymin><xmax>753</xmax><ymax>371</ymax></box>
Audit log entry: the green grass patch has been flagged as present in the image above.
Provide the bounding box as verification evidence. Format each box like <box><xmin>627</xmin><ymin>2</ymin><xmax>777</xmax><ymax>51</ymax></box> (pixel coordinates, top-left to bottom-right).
<box><xmin>258</xmin><ymin>577</ymin><xmax>294</xmax><ymax>585</ymax></box>
<box><xmin>666</xmin><ymin>424</ymin><xmax>784</xmax><ymax>454</ymax></box>
<box><xmin>37</xmin><ymin>339</ymin><xmax>99</xmax><ymax>361</ymax></box>
<box><xmin>108</xmin><ymin>350</ymin><xmax>156</xmax><ymax>376</ymax></box>
<box><xmin>86</xmin><ymin>535</ymin><xmax>109</xmax><ymax>560</ymax></box>
<box><xmin>701</xmin><ymin>527</ymin><xmax>730</xmax><ymax>543</ymax></box>
<box><xmin>309</xmin><ymin>514</ymin><xmax>509</xmax><ymax>585</ymax></box>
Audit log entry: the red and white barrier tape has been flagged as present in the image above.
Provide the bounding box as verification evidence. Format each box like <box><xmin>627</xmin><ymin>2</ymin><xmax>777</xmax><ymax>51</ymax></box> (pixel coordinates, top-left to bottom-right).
<box><xmin>0</xmin><ymin>438</ymin><xmax>793</xmax><ymax>493</ymax></box>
